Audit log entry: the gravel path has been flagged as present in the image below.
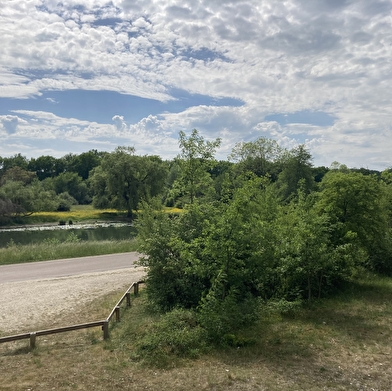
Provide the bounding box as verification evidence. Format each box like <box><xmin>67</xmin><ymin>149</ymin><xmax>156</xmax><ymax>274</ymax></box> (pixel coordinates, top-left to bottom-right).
<box><xmin>0</xmin><ymin>266</ymin><xmax>146</xmax><ymax>335</ymax></box>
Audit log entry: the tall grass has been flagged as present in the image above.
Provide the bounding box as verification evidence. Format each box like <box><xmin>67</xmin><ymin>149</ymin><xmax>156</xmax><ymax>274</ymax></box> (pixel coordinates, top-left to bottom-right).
<box><xmin>0</xmin><ymin>239</ymin><xmax>138</xmax><ymax>266</ymax></box>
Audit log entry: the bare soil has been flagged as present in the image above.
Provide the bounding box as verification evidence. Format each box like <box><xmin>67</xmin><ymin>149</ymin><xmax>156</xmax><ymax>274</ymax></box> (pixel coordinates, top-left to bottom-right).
<box><xmin>0</xmin><ymin>267</ymin><xmax>146</xmax><ymax>335</ymax></box>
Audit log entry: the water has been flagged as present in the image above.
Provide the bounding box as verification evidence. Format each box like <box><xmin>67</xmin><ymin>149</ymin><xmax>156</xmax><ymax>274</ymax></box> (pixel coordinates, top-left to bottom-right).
<box><xmin>0</xmin><ymin>222</ymin><xmax>137</xmax><ymax>248</ymax></box>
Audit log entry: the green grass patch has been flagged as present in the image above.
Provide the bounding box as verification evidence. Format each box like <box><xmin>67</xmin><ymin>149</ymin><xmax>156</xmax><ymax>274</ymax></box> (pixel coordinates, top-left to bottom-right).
<box><xmin>0</xmin><ymin>239</ymin><xmax>138</xmax><ymax>266</ymax></box>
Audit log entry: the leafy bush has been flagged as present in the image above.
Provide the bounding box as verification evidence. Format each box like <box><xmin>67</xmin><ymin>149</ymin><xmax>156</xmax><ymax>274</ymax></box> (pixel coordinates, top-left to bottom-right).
<box><xmin>56</xmin><ymin>192</ymin><xmax>78</xmax><ymax>211</ymax></box>
<box><xmin>136</xmin><ymin>200</ymin><xmax>215</xmax><ymax>311</ymax></box>
<box><xmin>134</xmin><ymin>308</ymin><xmax>209</xmax><ymax>367</ymax></box>
<box><xmin>197</xmin><ymin>274</ymin><xmax>260</xmax><ymax>342</ymax></box>
<box><xmin>65</xmin><ymin>232</ymin><xmax>81</xmax><ymax>242</ymax></box>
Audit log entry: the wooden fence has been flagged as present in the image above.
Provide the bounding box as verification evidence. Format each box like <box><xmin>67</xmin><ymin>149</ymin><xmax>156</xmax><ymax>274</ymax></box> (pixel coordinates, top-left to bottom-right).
<box><xmin>0</xmin><ymin>280</ymin><xmax>143</xmax><ymax>349</ymax></box>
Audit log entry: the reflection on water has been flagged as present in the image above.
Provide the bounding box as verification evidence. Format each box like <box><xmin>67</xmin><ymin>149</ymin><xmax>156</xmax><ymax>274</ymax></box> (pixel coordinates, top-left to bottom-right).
<box><xmin>0</xmin><ymin>222</ymin><xmax>136</xmax><ymax>248</ymax></box>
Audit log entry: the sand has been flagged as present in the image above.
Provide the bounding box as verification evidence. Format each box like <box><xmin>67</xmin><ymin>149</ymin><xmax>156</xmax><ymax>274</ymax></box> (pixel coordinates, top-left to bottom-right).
<box><xmin>0</xmin><ymin>267</ymin><xmax>146</xmax><ymax>335</ymax></box>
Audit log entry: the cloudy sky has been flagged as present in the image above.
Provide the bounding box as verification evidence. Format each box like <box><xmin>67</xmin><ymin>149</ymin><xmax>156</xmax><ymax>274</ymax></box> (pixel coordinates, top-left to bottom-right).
<box><xmin>1</xmin><ymin>0</ymin><xmax>391</xmax><ymax>170</ymax></box>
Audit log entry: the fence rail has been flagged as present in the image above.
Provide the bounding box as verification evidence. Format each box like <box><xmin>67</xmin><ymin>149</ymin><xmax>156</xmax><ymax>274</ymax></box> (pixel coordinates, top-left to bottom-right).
<box><xmin>0</xmin><ymin>280</ymin><xmax>143</xmax><ymax>349</ymax></box>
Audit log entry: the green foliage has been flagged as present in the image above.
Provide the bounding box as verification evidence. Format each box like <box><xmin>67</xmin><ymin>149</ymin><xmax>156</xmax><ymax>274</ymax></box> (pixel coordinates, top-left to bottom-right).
<box><xmin>66</xmin><ymin>149</ymin><xmax>104</xmax><ymax>180</ymax></box>
<box><xmin>0</xmin><ymin>166</ymin><xmax>36</xmax><ymax>185</ymax></box>
<box><xmin>53</xmin><ymin>172</ymin><xmax>90</xmax><ymax>204</ymax></box>
<box><xmin>42</xmin><ymin>237</ymin><xmax>61</xmax><ymax>245</ymax></box>
<box><xmin>173</xmin><ymin>129</ymin><xmax>221</xmax><ymax>205</ymax></box>
<box><xmin>137</xmin><ymin>161</ymin><xmax>391</xmax><ymax>345</ymax></box>
<box><xmin>136</xmin><ymin>199</ymin><xmax>215</xmax><ymax>311</ymax></box>
<box><xmin>0</xmin><ymin>153</ymin><xmax>28</xmax><ymax>175</ymax></box>
<box><xmin>56</xmin><ymin>192</ymin><xmax>78</xmax><ymax>211</ymax></box>
<box><xmin>90</xmin><ymin>147</ymin><xmax>167</xmax><ymax>218</ymax></box>
<box><xmin>276</xmin><ymin>144</ymin><xmax>315</xmax><ymax>201</ymax></box>
<box><xmin>137</xmin><ymin>176</ymin><xmax>280</xmax><ymax>320</ymax></box>
<box><xmin>316</xmin><ymin>170</ymin><xmax>391</xmax><ymax>274</ymax></box>
<box><xmin>0</xmin><ymin>179</ymin><xmax>60</xmax><ymax>220</ymax></box>
<box><xmin>274</xmin><ymin>189</ymin><xmax>361</xmax><ymax>301</ymax></box>
<box><xmin>229</xmin><ymin>136</ymin><xmax>283</xmax><ymax>179</ymax></box>
<box><xmin>134</xmin><ymin>308</ymin><xmax>209</xmax><ymax>367</ymax></box>
<box><xmin>137</xmin><ymin>178</ymin><xmax>280</xmax><ymax>338</ymax></box>
<box><xmin>197</xmin><ymin>274</ymin><xmax>260</xmax><ymax>342</ymax></box>
<box><xmin>65</xmin><ymin>232</ymin><xmax>81</xmax><ymax>242</ymax></box>
<box><xmin>27</xmin><ymin>155</ymin><xmax>63</xmax><ymax>180</ymax></box>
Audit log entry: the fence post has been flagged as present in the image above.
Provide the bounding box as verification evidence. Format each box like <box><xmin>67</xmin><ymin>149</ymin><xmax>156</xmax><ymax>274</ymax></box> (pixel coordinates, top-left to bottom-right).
<box><xmin>103</xmin><ymin>321</ymin><xmax>109</xmax><ymax>340</ymax></box>
<box><xmin>133</xmin><ymin>282</ymin><xmax>139</xmax><ymax>296</ymax></box>
<box><xmin>126</xmin><ymin>292</ymin><xmax>131</xmax><ymax>307</ymax></box>
<box><xmin>30</xmin><ymin>332</ymin><xmax>36</xmax><ymax>349</ymax></box>
<box><xmin>115</xmin><ymin>306</ymin><xmax>121</xmax><ymax>322</ymax></box>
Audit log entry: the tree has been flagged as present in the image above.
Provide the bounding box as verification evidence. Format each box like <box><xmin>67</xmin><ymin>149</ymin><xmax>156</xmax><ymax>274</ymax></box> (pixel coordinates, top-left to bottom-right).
<box><xmin>380</xmin><ymin>169</ymin><xmax>392</xmax><ymax>229</ymax></box>
<box><xmin>174</xmin><ymin>129</ymin><xmax>221</xmax><ymax>204</ymax></box>
<box><xmin>0</xmin><ymin>198</ymin><xmax>23</xmax><ymax>224</ymax></box>
<box><xmin>312</xmin><ymin>166</ymin><xmax>329</xmax><ymax>183</ymax></box>
<box><xmin>274</xmin><ymin>187</ymin><xmax>360</xmax><ymax>301</ymax></box>
<box><xmin>316</xmin><ymin>170</ymin><xmax>391</xmax><ymax>274</ymax></box>
<box><xmin>0</xmin><ymin>154</ymin><xmax>28</xmax><ymax>181</ymax></box>
<box><xmin>137</xmin><ymin>199</ymin><xmax>216</xmax><ymax>311</ymax></box>
<box><xmin>53</xmin><ymin>172</ymin><xmax>90</xmax><ymax>204</ymax></box>
<box><xmin>90</xmin><ymin>147</ymin><xmax>167</xmax><ymax>218</ymax></box>
<box><xmin>0</xmin><ymin>153</ymin><xmax>28</xmax><ymax>170</ymax></box>
<box><xmin>276</xmin><ymin>144</ymin><xmax>314</xmax><ymax>201</ymax></box>
<box><xmin>229</xmin><ymin>136</ymin><xmax>283</xmax><ymax>179</ymax></box>
<box><xmin>27</xmin><ymin>155</ymin><xmax>64</xmax><ymax>180</ymax></box>
<box><xmin>67</xmin><ymin>150</ymin><xmax>105</xmax><ymax>180</ymax></box>
<box><xmin>0</xmin><ymin>166</ymin><xmax>36</xmax><ymax>186</ymax></box>
<box><xmin>0</xmin><ymin>179</ymin><xmax>59</xmax><ymax>220</ymax></box>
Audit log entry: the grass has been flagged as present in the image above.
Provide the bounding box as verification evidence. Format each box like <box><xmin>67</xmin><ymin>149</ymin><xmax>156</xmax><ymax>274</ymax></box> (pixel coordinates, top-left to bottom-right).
<box><xmin>18</xmin><ymin>205</ymin><xmax>129</xmax><ymax>224</ymax></box>
<box><xmin>0</xmin><ymin>239</ymin><xmax>139</xmax><ymax>266</ymax></box>
<box><xmin>0</xmin><ymin>205</ymin><xmax>182</xmax><ymax>266</ymax></box>
<box><xmin>0</xmin><ymin>205</ymin><xmax>143</xmax><ymax>266</ymax></box>
<box><xmin>1</xmin><ymin>273</ymin><xmax>392</xmax><ymax>390</ymax></box>
<box><xmin>12</xmin><ymin>206</ymin><xmax>183</xmax><ymax>225</ymax></box>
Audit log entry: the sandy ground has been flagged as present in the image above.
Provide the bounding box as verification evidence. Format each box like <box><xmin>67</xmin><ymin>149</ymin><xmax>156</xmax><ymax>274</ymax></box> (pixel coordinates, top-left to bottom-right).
<box><xmin>0</xmin><ymin>266</ymin><xmax>146</xmax><ymax>335</ymax></box>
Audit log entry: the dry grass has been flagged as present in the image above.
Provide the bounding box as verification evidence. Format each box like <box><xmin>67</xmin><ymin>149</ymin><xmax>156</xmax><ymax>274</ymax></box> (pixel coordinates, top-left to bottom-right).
<box><xmin>1</xmin><ymin>274</ymin><xmax>392</xmax><ymax>391</ymax></box>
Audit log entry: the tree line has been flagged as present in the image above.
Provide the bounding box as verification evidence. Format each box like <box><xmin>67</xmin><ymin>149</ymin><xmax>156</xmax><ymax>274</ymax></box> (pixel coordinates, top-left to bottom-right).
<box><xmin>0</xmin><ymin>131</ymin><xmax>384</xmax><ymax>221</ymax></box>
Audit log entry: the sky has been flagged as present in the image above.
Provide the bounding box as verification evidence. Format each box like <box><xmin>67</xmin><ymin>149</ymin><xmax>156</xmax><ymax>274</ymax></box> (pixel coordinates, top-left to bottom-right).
<box><xmin>1</xmin><ymin>0</ymin><xmax>392</xmax><ymax>170</ymax></box>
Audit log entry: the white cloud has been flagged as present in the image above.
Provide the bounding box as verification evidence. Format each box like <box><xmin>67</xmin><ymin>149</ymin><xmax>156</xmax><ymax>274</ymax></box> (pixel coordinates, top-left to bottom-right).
<box><xmin>112</xmin><ymin>114</ymin><xmax>126</xmax><ymax>131</ymax></box>
<box><xmin>132</xmin><ymin>17</ymin><xmax>151</xmax><ymax>29</ymax></box>
<box><xmin>0</xmin><ymin>115</ymin><xmax>23</xmax><ymax>134</ymax></box>
<box><xmin>0</xmin><ymin>0</ymin><xmax>391</xmax><ymax>169</ymax></box>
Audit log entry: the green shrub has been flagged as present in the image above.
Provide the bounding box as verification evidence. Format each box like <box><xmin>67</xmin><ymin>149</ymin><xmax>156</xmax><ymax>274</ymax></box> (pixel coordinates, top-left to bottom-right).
<box><xmin>65</xmin><ymin>232</ymin><xmax>80</xmax><ymax>242</ymax></box>
<box><xmin>197</xmin><ymin>275</ymin><xmax>260</xmax><ymax>343</ymax></box>
<box><xmin>134</xmin><ymin>308</ymin><xmax>209</xmax><ymax>367</ymax></box>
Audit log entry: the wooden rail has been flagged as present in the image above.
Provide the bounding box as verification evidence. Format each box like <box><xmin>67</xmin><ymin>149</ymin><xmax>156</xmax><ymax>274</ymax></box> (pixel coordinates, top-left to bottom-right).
<box><xmin>0</xmin><ymin>280</ymin><xmax>143</xmax><ymax>349</ymax></box>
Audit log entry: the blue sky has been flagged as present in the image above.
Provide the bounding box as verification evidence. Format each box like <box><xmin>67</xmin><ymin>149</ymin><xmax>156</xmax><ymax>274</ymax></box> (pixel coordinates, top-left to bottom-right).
<box><xmin>1</xmin><ymin>0</ymin><xmax>392</xmax><ymax>170</ymax></box>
